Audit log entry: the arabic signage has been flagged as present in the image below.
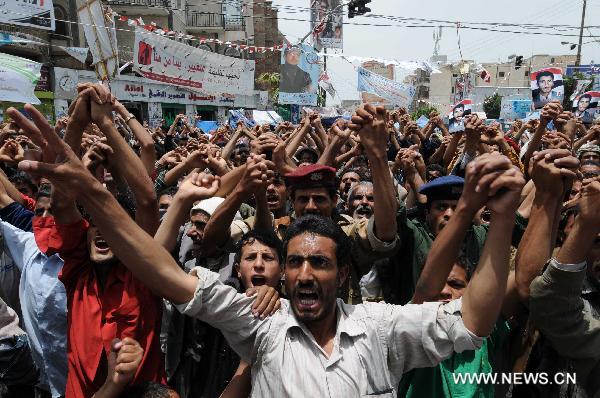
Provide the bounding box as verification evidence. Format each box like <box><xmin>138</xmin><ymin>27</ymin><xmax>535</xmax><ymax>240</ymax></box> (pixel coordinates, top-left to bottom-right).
<box><xmin>357</xmin><ymin>67</ymin><xmax>415</xmax><ymax>107</ymax></box>
<box><xmin>133</xmin><ymin>27</ymin><xmax>255</xmax><ymax>95</ymax></box>
<box><xmin>53</xmin><ymin>67</ymin><xmax>266</xmax><ymax>108</ymax></box>
<box><xmin>0</xmin><ymin>0</ymin><xmax>55</xmax><ymax>30</ymax></box>
<box><xmin>0</xmin><ymin>53</ymin><xmax>41</xmax><ymax>104</ymax></box>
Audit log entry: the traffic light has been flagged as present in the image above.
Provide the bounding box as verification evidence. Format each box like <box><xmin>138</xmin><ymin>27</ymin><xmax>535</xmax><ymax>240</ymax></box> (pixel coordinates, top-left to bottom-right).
<box><xmin>515</xmin><ymin>55</ymin><xmax>523</xmax><ymax>69</ymax></box>
<box><xmin>348</xmin><ymin>0</ymin><xmax>371</xmax><ymax>18</ymax></box>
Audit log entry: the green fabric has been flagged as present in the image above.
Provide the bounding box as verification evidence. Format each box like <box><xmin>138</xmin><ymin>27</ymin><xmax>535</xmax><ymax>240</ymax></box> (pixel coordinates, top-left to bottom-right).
<box><xmin>398</xmin><ymin>320</ymin><xmax>512</xmax><ymax>398</ymax></box>
<box><xmin>380</xmin><ymin>207</ymin><xmax>528</xmax><ymax>305</ymax></box>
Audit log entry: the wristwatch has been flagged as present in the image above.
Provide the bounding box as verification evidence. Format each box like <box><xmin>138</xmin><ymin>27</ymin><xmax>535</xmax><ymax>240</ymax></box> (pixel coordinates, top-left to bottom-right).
<box><xmin>124</xmin><ymin>113</ymin><xmax>136</xmax><ymax>123</ymax></box>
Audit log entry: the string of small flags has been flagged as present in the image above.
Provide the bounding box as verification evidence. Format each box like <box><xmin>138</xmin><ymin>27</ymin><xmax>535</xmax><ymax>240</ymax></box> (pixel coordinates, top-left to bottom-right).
<box><xmin>114</xmin><ymin>12</ymin><xmax>291</xmax><ymax>54</ymax></box>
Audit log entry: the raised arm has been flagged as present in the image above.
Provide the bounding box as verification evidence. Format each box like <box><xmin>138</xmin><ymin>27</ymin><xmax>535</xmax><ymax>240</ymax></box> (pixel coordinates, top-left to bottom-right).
<box><xmin>514</xmin><ymin>149</ymin><xmax>578</xmax><ymax>302</ymax></box>
<box><xmin>201</xmin><ymin>155</ymin><xmax>274</xmax><ymax>255</ymax></box>
<box><xmin>90</xmin><ymin>89</ymin><xmax>159</xmax><ymax>234</ymax></box>
<box><xmin>10</xmin><ymin>104</ymin><xmax>198</xmax><ymax>304</ymax></box>
<box><xmin>460</xmin><ymin>154</ymin><xmax>525</xmax><ymax>337</ymax></box>
<box><xmin>349</xmin><ymin>104</ymin><xmax>398</xmax><ymax>242</ymax></box>
<box><xmin>528</xmin><ymin>178</ymin><xmax>600</xmax><ymax>382</ymax></box>
<box><xmin>113</xmin><ymin>100</ymin><xmax>156</xmax><ymax>176</ymax></box>
<box><xmin>522</xmin><ymin>102</ymin><xmax>562</xmax><ymax>173</ymax></box>
<box><xmin>154</xmin><ymin>171</ymin><xmax>220</xmax><ymax>253</ymax></box>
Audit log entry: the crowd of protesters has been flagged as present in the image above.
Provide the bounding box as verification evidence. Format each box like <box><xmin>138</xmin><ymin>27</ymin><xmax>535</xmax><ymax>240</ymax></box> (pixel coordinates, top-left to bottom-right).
<box><xmin>0</xmin><ymin>82</ymin><xmax>599</xmax><ymax>398</ymax></box>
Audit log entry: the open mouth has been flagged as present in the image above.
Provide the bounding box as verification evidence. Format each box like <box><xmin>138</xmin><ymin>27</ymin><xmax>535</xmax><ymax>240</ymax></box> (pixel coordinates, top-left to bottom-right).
<box><xmin>296</xmin><ymin>290</ymin><xmax>319</xmax><ymax>309</ymax></box>
<box><xmin>355</xmin><ymin>206</ymin><xmax>372</xmax><ymax>216</ymax></box>
<box><xmin>266</xmin><ymin>194</ymin><xmax>280</xmax><ymax>205</ymax></box>
<box><xmin>94</xmin><ymin>237</ymin><xmax>110</xmax><ymax>253</ymax></box>
<box><xmin>251</xmin><ymin>275</ymin><xmax>266</xmax><ymax>286</ymax></box>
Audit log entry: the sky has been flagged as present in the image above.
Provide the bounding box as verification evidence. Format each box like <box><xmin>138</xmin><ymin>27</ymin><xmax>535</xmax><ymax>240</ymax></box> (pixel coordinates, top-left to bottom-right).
<box><xmin>271</xmin><ymin>0</ymin><xmax>600</xmax><ymax>104</ymax></box>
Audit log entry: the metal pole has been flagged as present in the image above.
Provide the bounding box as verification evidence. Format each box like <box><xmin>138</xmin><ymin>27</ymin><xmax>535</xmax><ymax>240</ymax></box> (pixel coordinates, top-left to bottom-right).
<box><xmin>576</xmin><ymin>0</ymin><xmax>587</xmax><ymax>67</ymax></box>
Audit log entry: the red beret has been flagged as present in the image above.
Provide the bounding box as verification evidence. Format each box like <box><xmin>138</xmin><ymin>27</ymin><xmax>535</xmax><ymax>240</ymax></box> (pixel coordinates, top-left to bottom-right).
<box><xmin>284</xmin><ymin>164</ymin><xmax>337</xmax><ymax>189</ymax></box>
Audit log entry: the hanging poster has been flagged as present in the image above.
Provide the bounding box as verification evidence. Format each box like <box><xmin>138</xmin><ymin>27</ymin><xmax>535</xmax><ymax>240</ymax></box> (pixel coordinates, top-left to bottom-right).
<box><xmin>279</xmin><ymin>43</ymin><xmax>319</xmax><ymax>106</ymax></box>
<box><xmin>448</xmin><ymin>99</ymin><xmax>473</xmax><ymax>134</ymax></box>
<box><xmin>0</xmin><ymin>0</ymin><xmax>55</xmax><ymax>30</ymax></box>
<box><xmin>572</xmin><ymin>91</ymin><xmax>600</xmax><ymax>124</ymax></box>
<box><xmin>530</xmin><ymin>67</ymin><xmax>564</xmax><ymax>109</ymax></box>
<box><xmin>133</xmin><ymin>27</ymin><xmax>255</xmax><ymax>95</ymax></box>
<box><xmin>310</xmin><ymin>0</ymin><xmax>343</xmax><ymax>50</ymax></box>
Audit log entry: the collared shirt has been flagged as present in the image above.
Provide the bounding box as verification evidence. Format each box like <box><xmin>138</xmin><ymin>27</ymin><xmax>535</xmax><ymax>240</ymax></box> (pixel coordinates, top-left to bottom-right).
<box><xmin>0</xmin><ymin>217</ymin><xmax>67</xmax><ymax>397</ymax></box>
<box><xmin>380</xmin><ymin>207</ymin><xmax>528</xmax><ymax>305</ymax></box>
<box><xmin>40</xmin><ymin>218</ymin><xmax>165</xmax><ymax>398</ymax></box>
<box><xmin>176</xmin><ymin>267</ymin><xmax>483</xmax><ymax>397</ymax></box>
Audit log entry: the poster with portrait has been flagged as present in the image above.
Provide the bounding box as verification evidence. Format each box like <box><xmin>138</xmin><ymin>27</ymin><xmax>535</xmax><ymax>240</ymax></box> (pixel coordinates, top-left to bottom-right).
<box><xmin>530</xmin><ymin>67</ymin><xmax>564</xmax><ymax>109</ymax></box>
<box><xmin>572</xmin><ymin>91</ymin><xmax>600</xmax><ymax>125</ymax></box>
<box><xmin>310</xmin><ymin>0</ymin><xmax>343</xmax><ymax>50</ymax></box>
<box><xmin>448</xmin><ymin>99</ymin><xmax>473</xmax><ymax>134</ymax></box>
<box><xmin>279</xmin><ymin>43</ymin><xmax>319</xmax><ymax>106</ymax></box>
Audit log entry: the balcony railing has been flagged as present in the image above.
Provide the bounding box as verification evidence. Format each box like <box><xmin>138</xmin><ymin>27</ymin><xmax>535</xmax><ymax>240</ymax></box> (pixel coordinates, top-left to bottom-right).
<box><xmin>186</xmin><ymin>12</ymin><xmax>245</xmax><ymax>31</ymax></box>
<box><xmin>106</xmin><ymin>0</ymin><xmax>169</xmax><ymax>7</ymax></box>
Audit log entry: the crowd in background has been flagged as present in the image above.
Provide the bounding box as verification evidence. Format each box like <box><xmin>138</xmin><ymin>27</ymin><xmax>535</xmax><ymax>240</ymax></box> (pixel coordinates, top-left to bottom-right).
<box><xmin>0</xmin><ymin>82</ymin><xmax>599</xmax><ymax>398</ymax></box>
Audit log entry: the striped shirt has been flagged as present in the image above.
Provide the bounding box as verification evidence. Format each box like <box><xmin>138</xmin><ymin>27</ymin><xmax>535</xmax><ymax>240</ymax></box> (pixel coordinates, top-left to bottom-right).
<box><xmin>176</xmin><ymin>267</ymin><xmax>483</xmax><ymax>397</ymax></box>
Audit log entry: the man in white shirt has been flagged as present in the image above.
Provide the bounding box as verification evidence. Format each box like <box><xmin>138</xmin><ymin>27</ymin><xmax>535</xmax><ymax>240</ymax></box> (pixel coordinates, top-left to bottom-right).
<box><xmin>9</xmin><ymin>98</ymin><xmax>525</xmax><ymax>397</ymax></box>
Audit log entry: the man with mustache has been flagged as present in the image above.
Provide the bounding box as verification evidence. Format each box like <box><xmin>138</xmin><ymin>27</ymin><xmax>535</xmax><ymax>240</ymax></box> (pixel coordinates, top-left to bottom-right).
<box><xmin>12</xmin><ymin>97</ymin><xmax>524</xmax><ymax>396</ymax></box>
<box><xmin>346</xmin><ymin>181</ymin><xmax>374</xmax><ymax>221</ymax></box>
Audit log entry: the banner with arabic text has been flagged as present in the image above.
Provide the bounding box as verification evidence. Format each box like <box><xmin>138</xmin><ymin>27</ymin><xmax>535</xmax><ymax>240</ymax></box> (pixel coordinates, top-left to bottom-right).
<box><xmin>357</xmin><ymin>67</ymin><xmax>415</xmax><ymax>107</ymax></box>
<box><xmin>133</xmin><ymin>27</ymin><xmax>255</xmax><ymax>95</ymax></box>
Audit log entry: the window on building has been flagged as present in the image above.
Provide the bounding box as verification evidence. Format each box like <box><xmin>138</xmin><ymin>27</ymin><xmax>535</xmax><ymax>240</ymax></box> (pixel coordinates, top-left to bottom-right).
<box><xmin>451</xmin><ymin>87</ymin><xmax>455</xmax><ymax>94</ymax></box>
<box><xmin>499</xmin><ymin>71</ymin><xmax>505</xmax><ymax>77</ymax></box>
<box><xmin>53</xmin><ymin>5</ymin><xmax>69</xmax><ymax>37</ymax></box>
<box><xmin>550</xmin><ymin>57</ymin><xmax>555</xmax><ymax>63</ymax></box>
<box><xmin>524</xmin><ymin>70</ymin><xmax>529</xmax><ymax>76</ymax></box>
<box><xmin>452</xmin><ymin>73</ymin><xmax>458</xmax><ymax>77</ymax></box>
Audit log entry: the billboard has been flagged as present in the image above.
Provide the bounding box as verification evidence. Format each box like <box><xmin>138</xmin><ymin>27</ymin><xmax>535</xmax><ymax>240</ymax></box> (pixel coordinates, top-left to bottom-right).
<box><xmin>134</xmin><ymin>27</ymin><xmax>255</xmax><ymax>95</ymax></box>
<box><xmin>279</xmin><ymin>44</ymin><xmax>319</xmax><ymax>106</ymax></box>
<box><xmin>310</xmin><ymin>0</ymin><xmax>343</xmax><ymax>50</ymax></box>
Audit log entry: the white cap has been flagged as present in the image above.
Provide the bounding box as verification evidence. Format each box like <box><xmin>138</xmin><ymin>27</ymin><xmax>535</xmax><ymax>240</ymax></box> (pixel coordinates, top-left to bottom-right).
<box><xmin>190</xmin><ymin>197</ymin><xmax>242</xmax><ymax>220</ymax></box>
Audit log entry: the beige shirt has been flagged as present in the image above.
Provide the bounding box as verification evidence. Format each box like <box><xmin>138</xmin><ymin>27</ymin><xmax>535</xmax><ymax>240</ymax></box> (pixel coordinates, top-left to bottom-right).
<box><xmin>176</xmin><ymin>267</ymin><xmax>483</xmax><ymax>397</ymax></box>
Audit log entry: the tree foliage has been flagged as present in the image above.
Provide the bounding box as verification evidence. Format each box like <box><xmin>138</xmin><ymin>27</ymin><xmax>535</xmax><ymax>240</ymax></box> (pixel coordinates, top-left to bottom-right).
<box><xmin>411</xmin><ymin>105</ymin><xmax>438</xmax><ymax>120</ymax></box>
<box><xmin>256</xmin><ymin>72</ymin><xmax>280</xmax><ymax>103</ymax></box>
<box><xmin>483</xmin><ymin>93</ymin><xmax>502</xmax><ymax>119</ymax></box>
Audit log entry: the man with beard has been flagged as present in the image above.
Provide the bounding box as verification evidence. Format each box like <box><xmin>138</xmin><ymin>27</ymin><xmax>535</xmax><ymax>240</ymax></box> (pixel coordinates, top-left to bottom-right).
<box><xmin>206</xmin><ymin>106</ymin><xmax>399</xmax><ymax>303</ymax></box>
<box><xmin>12</xmin><ymin>95</ymin><xmax>525</xmax><ymax>396</ymax></box>
<box><xmin>346</xmin><ymin>181</ymin><xmax>374</xmax><ymax>220</ymax></box>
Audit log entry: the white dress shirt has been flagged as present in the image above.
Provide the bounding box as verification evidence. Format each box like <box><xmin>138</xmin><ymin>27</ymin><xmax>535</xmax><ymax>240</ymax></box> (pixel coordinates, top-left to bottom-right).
<box><xmin>176</xmin><ymin>267</ymin><xmax>483</xmax><ymax>397</ymax></box>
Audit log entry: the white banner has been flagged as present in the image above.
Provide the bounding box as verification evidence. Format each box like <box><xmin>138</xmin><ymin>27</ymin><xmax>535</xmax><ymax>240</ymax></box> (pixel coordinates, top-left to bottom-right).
<box><xmin>357</xmin><ymin>67</ymin><xmax>415</xmax><ymax>107</ymax></box>
<box><xmin>0</xmin><ymin>0</ymin><xmax>55</xmax><ymax>30</ymax></box>
<box><xmin>0</xmin><ymin>53</ymin><xmax>41</xmax><ymax>104</ymax></box>
<box><xmin>133</xmin><ymin>27</ymin><xmax>255</xmax><ymax>95</ymax></box>
<box><xmin>53</xmin><ymin>67</ymin><xmax>266</xmax><ymax>108</ymax></box>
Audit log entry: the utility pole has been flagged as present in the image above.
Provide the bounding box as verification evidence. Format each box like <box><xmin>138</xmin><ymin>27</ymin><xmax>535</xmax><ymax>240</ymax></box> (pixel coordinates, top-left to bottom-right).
<box><xmin>576</xmin><ymin>0</ymin><xmax>587</xmax><ymax>67</ymax></box>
